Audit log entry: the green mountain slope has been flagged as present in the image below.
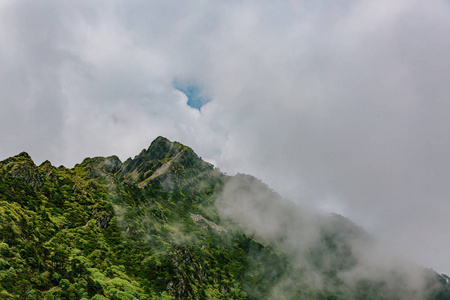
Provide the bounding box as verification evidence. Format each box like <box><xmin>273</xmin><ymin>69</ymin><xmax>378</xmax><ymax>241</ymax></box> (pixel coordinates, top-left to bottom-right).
<box><xmin>0</xmin><ymin>137</ymin><xmax>449</xmax><ymax>299</ymax></box>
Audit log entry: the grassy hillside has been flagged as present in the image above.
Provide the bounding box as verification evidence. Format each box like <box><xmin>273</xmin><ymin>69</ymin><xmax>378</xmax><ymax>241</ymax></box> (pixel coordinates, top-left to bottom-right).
<box><xmin>0</xmin><ymin>137</ymin><xmax>448</xmax><ymax>299</ymax></box>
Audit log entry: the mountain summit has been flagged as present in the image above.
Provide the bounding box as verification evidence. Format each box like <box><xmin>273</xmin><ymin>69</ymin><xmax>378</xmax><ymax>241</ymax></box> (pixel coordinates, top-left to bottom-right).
<box><xmin>0</xmin><ymin>137</ymin><xmax>449</xmax><ymax>299</ymax></box>
<box><xmin>121</xmin><ymin>136</ymin><xmax>214</xmax><ymax>187</ymax></box>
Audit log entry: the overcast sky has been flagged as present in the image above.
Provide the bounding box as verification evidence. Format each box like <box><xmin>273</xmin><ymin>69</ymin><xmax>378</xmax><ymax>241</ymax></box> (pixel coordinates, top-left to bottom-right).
<box><xmin>1</xmin><ymin>0</ymin><xmax>450</xmax><ymax>274</ymax></box>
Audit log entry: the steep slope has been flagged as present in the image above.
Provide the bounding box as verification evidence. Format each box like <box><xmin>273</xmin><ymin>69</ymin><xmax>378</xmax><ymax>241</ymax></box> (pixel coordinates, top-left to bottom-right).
<box><xmin>121</xmin><ymin>136</ymin><xmax>215</xmax><ymax>188</ymax></box>
<box><xmin>0</xmin><ymin>139</ymin><xmax>262</xmax><ymax>299</ymax></box>
<box><xmin>0</xmin><ymin>137</ymin><xmax>449</xmax><ymax>299</ymax></box>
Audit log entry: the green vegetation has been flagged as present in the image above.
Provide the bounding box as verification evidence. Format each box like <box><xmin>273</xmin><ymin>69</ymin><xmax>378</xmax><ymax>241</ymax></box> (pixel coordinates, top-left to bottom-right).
<box><xmin>0</xmin><ymin>137</ymin><xmax>449</xmax><ymax>299</ymax></box>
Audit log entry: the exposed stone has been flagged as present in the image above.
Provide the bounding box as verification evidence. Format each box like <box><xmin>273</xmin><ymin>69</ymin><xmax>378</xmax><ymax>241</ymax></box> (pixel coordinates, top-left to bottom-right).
<box><xmin>190</xmin><ymin>213</ymin><xmax>227</xmax><ymax>233</ymax></box>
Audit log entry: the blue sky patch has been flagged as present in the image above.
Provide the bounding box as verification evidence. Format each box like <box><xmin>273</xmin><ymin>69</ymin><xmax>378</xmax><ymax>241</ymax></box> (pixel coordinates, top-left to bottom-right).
<box><xmin>173</xmin><ymin>80</ymin><xmax>211</xmax><ymax>111</ymax></box>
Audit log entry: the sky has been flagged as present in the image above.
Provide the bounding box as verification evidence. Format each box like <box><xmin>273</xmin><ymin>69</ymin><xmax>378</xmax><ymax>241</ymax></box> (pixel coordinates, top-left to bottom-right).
<box><xmin>1</xmin><ymin>0</ymin><xmax>450</xmax><ymax>274</ymax></box>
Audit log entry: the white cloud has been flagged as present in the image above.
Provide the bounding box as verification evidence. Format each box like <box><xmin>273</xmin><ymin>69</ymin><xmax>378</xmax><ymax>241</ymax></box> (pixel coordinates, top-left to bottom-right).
<box><xmin>1</xmin><ymin>0</ymin><xmax>450</xmax><ymax>274</ymax></box>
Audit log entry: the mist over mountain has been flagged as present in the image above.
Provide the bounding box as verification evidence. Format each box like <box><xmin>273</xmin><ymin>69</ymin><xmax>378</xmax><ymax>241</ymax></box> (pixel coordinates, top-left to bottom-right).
<box><xmin>2</xmin><ymin>0</ymin><xmax>450</xmax><ymax>279</ymax></box>
<box><xmin>0</xmin><ymin>137</ymin><xmax>449</xmax><ymax>299</ymax></box>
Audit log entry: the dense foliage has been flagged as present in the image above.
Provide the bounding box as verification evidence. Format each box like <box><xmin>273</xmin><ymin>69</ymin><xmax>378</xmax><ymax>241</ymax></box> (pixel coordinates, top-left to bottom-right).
<box><xmin>0</xmin><ymin>137</ymin><xmax>449</xmax><ymax>299</ymax></box>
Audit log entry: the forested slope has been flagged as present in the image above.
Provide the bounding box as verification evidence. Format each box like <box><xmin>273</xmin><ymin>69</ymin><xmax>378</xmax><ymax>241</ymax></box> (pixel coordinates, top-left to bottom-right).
<box><xmin>0</xmin><ymin>137</ymin><xmax>448</xmax><ymax>299</ymax></box>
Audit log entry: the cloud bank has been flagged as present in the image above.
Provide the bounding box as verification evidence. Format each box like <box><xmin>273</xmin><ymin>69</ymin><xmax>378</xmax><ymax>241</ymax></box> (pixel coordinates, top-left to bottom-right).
<box><xmin>217</xmin><ymin>174</ymin><xmax>437</xmax><ymax>299</ymax></box>
<box><xmin>1</xmin><ymin>0</ymin><xmax>450</xmax><ymax>273</ymax></box>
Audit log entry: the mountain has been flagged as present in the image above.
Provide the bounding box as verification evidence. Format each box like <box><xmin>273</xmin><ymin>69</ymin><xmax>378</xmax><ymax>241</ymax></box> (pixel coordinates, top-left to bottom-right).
<box><xmin>0</xmin><ymin>136</ymin><xmax>449</xmax><ymax>299</ymax></box>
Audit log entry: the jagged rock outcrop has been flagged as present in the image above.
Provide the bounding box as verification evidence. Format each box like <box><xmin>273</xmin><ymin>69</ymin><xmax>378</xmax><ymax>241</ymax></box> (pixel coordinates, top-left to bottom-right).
<box><xmin>122</xmin><ymin>136</ymin><xmax>214</xmax><ymax>188</ymax></box>
<box><xmin>190</xmin><ymin>213</ymin><xmax>227</xmax><ymax>233</ymax></box>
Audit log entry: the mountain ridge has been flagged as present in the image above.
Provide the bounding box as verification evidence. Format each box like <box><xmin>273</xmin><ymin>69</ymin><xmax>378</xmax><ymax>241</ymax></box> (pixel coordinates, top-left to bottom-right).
<box><xmin>0</xmin><ymin>137</ymin><xmax>449</xmax><ymax>299</ymax></box>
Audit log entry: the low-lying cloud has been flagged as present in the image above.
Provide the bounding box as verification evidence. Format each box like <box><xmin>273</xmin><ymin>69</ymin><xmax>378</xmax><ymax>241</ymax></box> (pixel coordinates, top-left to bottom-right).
<box><xmin>217</xmin><ymin>174</ymin><xmax>440</xmax><ymax>299</ymax></box>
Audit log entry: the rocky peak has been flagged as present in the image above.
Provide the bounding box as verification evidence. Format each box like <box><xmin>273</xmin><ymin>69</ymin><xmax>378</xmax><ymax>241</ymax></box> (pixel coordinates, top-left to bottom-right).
<box><xmin>144</xmin><ymin>136</ymin><xmax>187</xmax><ymax>161</ymax></box>
<box><xmin>17</xmin><ymin>151</ymin><xmax>32</xmax><ymax>159</ymax></box>
<box><xmin>0</xmin><ymin>152</ymin><xmax>42</xmax><ymax>187</ymax></box>
<box><xmin>122</xmin><ymin>136</ymin><xmax>212</xmax><ymax>185</ymax></box>
<box><xmin>0</xmin><ymin>151</ymin><xmax>33</xmax><ymax>166</ymax></box>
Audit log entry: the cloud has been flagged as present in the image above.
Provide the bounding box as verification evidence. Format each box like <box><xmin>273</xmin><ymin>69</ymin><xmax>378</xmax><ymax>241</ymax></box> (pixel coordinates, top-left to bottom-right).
<box><xmin>1</xmin><ymin>0</ymin><xmax>450</xmax><ymax>274</ymax></box>
<box><xmin>216</xmin><ymin>174</ymin><xmax>434</xmax><ymax>299</ymax></box>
